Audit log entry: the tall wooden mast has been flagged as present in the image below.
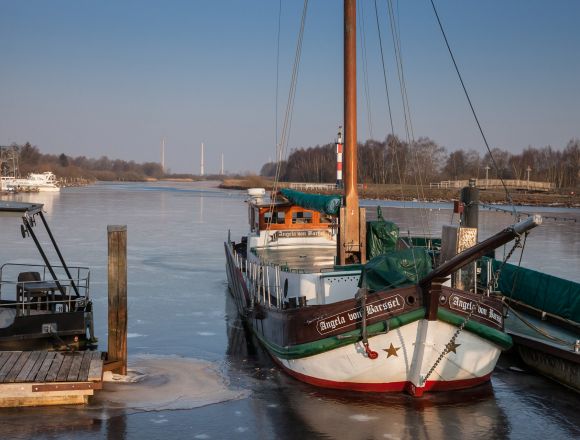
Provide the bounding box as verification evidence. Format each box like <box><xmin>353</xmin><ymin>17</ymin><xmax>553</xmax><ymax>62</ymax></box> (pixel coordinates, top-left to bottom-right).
<box><xmin>338</xmin><ymin>0</ymin><xmax>366</xmax><ymax>265</ymax></box>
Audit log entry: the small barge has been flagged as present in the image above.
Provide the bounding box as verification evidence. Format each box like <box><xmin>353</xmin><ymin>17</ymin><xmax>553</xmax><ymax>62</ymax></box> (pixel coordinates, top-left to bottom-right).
<box><xmin>485</xmin><ymin>259</ymin><xmax>580</xmax><ymax>392</ymax></box>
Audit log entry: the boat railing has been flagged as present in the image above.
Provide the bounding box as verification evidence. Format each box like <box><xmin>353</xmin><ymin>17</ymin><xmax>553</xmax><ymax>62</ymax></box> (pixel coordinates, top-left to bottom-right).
<box><xmin>232</xmin><ymin>247</ymin><xmax>284</xmax><ymax>309</ymax></box>
<box><xmin>0</xmin><ymin>263</ymin><xmax>90</xmax><ymax>315</ymax></box>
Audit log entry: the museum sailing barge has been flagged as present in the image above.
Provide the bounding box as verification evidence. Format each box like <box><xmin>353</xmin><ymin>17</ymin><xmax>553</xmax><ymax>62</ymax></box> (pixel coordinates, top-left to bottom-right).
<box><xmin>225</xmin><ymin>1</ymin><xmax>542</xmax><ymax>396</ymax></box>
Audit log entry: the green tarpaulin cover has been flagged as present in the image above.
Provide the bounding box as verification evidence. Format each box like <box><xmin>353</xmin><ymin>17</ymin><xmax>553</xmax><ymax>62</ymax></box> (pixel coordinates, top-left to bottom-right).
<box><xmin>488</xmin><ymin>259</ymin><xmax>580</xmax><ymax>323</ymax></box>
<box><xmin>366</xmin><ymin>220</ymin><xmax>399</xmax><ymax>260</ymax></box>
<box><xmin>359</xmin><ymin>247</ymin><xmax>433</xmax><ymax>292</ymax></box>
<box><xmin>280</xmin><ymin>188</ymin><xmax>341</xmax><ymax>216</ymax></box>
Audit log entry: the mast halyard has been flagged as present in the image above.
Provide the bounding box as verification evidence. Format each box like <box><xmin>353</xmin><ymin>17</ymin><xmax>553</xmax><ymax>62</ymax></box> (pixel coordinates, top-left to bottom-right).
<box><xmin>339</xmin><ymin>0</ymin><xmax>365</xmax><ymax>265</ymax></box>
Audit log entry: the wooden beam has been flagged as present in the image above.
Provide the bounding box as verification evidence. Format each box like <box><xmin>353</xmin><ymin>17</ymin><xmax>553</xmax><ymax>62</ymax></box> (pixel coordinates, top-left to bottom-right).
<box><xmin>108</xmin><ymin>225</ymin><xmax>128</xmax><ymax>375</ymax></box>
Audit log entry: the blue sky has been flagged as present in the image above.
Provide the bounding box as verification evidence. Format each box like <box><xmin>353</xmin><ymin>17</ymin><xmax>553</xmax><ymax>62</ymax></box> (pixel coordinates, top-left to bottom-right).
<box><xmin>1</xmin><ymin>1</ymin><xmax>579</xmax><ymax>174</ymax></box>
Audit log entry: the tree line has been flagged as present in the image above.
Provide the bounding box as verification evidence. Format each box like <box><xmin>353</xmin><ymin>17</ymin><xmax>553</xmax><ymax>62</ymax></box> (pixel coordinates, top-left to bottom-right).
<box><xmin>1</xmin><ymin>143</ymin><xmax>165</xmax><ymax>181</ymax></box>
<box><xmin>260</xmin><ymin>136</ymin><xmax>580</xmax><ymax>189</ymax></box>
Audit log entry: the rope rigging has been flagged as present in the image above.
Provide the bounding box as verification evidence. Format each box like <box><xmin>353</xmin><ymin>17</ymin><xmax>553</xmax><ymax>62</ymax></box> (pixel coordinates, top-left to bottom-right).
<box><xmin>359</xmin><ymin>0</ymin><xmax>374</xmax><ymax>140</ymax></box>
<box><xmin>264</xmin><ymin>0</ymin><xmax>309</xmax><ymax>247</ymax></box>
<box><xmin>428</xmin><ymin>0</ymin><xmax>517</xmax><ymax>217</ymax></box>
<box><xmin>274</xmin><ymin>0</ymin><xmax>282</xmax><ymax>156</ymax></box>
<box><xmin>372</xmin><ymin>0</ymin><xmax>406</xmax><ymax>206</ymax></box>
<box><xmin>382</xmin><ymin>1</ymin><xmax>434</xmax><ymax>247</ymax></box>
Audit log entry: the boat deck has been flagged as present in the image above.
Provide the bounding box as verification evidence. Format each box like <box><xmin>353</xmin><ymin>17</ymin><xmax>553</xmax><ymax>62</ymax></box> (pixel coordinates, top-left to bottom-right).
<box><xmin>0</xmin><ymin>350</ymin><xmax>103</xmax><ymax>407</ymax></box>
<box><xmin>504</xmin><ymin>311</ymin><xmax>579</xmax><ymax>359</ymax></box>
<box><xmin>255</xmin><ymin>246</ymin><xmax>337</xmax><ymax>272</ymax></box>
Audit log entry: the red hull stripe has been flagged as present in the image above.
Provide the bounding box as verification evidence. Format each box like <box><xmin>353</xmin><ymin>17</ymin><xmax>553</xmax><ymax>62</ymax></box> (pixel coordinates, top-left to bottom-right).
<box><xmin>272</xmin><ymin>357</ymin><xmax>492</xmax><ymax>395</ymax></box>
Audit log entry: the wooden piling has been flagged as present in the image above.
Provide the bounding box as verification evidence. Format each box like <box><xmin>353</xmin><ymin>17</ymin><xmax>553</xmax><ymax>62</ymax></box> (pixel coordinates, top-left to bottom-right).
<box><xmin>107</xmin><ymin>225</ymin><xmax>127</xmax><ymax>375</ymax></box>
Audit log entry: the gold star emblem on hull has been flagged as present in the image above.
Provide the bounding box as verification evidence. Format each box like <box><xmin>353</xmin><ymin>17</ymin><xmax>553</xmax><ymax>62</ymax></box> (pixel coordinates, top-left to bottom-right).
<box><xmin>445</xmin><ymin>341</ymin><xmax>461</xmax><ymax>354</ymax></box>
<box><xmin>383</xmin><ymin>343</ymin><xmax>401</xmax><ymax>358</ymax></box>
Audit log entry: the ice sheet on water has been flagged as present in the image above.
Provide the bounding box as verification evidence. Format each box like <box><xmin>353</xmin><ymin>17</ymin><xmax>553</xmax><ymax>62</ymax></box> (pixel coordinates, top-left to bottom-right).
<box><xmin>95</xmin><ymin>355</ymin><xmax>249</xmax><ymax>411</ymax></box>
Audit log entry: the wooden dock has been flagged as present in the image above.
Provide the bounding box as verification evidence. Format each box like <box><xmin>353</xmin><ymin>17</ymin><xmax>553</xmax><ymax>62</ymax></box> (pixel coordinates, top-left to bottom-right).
<box><xmin>0</xmin><ymin>351</ymin><xmax>103</xmax><ymax>407</ymax></box>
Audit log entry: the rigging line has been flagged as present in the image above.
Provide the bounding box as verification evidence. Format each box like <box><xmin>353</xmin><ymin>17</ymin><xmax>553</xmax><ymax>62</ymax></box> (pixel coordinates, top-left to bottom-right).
<box><xmin>387</xmin><ymin>0</ymin><xmax>414</xmax><ymax>144</ymax></box>
<box><xmin>373</xmin><ymin>0</ymin><xmax>394</xmax><ymax>136</ymax></box>
<box><xmin>265</xmin><ymin>0</ymin><xmax>309</xmax><ymax>248</ymax></box>
<box><xmin>428</xmin><ymin>0</ymin><xmax>517</xmax><ymax>216</ymax></box>
<box><xmin>265</xmin><ymin>0</ymin><xmax>284</xmax><ymax>249</ymax></box>
<box><xmin>282</xmin><ymin>0</ymin><xmax>308</xmax><ymax>163</ymax></box>
<box><xmin>376</xmin><ymin>0</ymin><xmax>405</xmax><ymax>201</ymax></box>
<box><xmin>275</xmin><ymin>0</ymin><xmax>282</xmax><ymax>152</ymax></box>
<box><xmin>359</xmin><ymin>0</ymin><xmax>374</xmax><ymax>140</ymax></box>
<box><xmin>386</xmin><ymin>0</ymin><xmax>431</xmax><ymax>239</ymax></box>
<box><xmin>374</xmin><ymin>0</ymin><xmax>404</xmax><ymax>199</ymax></box>
<box><xmin>506</xmin><ymin>304</ymin><xmax>576</xmax><ymax>347</ymax></box>
<box><xmin>387</xmin><ymin>0</ymin><xmax>430</xmax><ymax>262</ymax></box>
<box><xmin>275</xmin><ymin>0</ymin><xmax>308</xmax><ymax>188</ymax></box>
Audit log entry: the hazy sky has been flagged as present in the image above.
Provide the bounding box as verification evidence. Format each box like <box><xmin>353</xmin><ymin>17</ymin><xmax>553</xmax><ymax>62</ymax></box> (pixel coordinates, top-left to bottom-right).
<box><xmin>1</xmin><ymin>1</ymin><xmax>579</xmax><ymax>174</ymax></box>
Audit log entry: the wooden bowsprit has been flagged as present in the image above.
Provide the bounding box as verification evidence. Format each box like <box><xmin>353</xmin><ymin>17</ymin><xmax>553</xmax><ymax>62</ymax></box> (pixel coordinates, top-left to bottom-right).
<box><xmin>0</xmin><ymin>350</ymin><xmax>103</xmax><ymax>407</ymax></box>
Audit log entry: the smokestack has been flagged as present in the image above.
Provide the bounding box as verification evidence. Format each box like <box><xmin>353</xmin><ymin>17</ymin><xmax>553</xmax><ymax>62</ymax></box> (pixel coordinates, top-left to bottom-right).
<box><xmin>200</xmin><ymin>142</ymin><xmax>205</xmax><ymax>176</ymax></box>
<box><xmin>161</xmin><ymin>137</ymin><xmax>165</xmax><ymax>173</ymax></box>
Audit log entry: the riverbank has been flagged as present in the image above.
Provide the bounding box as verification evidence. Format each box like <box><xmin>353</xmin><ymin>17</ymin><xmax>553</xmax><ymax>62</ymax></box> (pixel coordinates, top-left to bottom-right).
<box><xmin>220</xmin><ymin>179</ymin><xmax>580</xmax><ymax>207</ymax></box>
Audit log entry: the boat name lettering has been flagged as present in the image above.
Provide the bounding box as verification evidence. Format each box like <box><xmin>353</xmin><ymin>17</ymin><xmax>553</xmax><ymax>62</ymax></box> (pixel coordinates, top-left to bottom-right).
<box><xmin>318</xmin><ymin>316</ymin><xmax>346</xmax><ymax>332</ymax></box>
<box><xmin>316</xmin><ymin>294</ymin><xmax>405</xmax><ymax>335</ymax></box>
<box><xmin>449</xmin><ymin>294</ymin><xmax>502</xmax><ymax>325</ymax></box>
<box><xmin>270</xmin><ymin>230</ymin><xmax>330</xmax><ymax>241</ymax></box>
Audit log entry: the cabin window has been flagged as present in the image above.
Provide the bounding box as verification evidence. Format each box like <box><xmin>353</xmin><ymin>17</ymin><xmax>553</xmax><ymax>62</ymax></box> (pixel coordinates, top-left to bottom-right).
<box><xmin>292</xmin><ymin>211</ymin><xmax>313</xmax><ymax>224</ymax></box>
<box><xmin>263</xmin><ymin>210</ymin><xmax>286</xmax><ymax>225</ymax></box>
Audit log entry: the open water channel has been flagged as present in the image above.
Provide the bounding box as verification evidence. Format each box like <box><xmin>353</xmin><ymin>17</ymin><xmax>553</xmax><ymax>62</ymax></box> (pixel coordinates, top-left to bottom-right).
<box><xmin>0</xmin><ymin>181</ymin><xmax>578</xmax><ymax>439</ymax></box>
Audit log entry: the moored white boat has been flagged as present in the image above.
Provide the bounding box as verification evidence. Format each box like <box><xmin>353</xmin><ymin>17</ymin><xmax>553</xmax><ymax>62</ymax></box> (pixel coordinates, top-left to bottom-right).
<box><xmin>3</xmin><ymin>171</ymin><xmax>60</xmax><ymax>192</ymax></box>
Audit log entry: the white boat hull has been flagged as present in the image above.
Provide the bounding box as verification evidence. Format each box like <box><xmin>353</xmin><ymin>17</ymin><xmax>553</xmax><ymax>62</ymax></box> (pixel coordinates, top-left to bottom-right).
<box><xmin>274</xmin><ymin>320</ymin><xmax>501</xmax><ymax>396</ymax></box>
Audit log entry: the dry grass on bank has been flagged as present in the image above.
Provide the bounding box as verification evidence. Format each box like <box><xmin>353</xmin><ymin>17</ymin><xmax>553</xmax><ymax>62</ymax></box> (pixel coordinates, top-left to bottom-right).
<box><xmin>219</xmin><ymin>179</ymin><xmax>579</xmax><ymax>207</ymax></box>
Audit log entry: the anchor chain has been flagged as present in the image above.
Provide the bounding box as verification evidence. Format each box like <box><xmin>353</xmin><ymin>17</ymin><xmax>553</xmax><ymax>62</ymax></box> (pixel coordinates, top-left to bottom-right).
<box><xmin>487</xmin><ymin>233</ymin><xmax>525</xmax><ymax>294</ymax></box>
<box><xmin>421</xmin><ymin>235</ymin><xmax>523</xmax><ymax>385</ymax></box>
<box><xmin>357</xmin><ymin>286</ymin><xmax>378</xmax><ymax>360</ymax></box>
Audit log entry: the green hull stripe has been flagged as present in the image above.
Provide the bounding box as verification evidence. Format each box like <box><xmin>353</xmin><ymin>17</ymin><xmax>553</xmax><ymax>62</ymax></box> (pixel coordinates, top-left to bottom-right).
<box><xmin>437</xmin><ymin>308</ymin><xmax>513</xmax><ymax>350</ymax></box>
<box><xmin>254</xmin><ymin>309</ymin><xmax>425</xmax><ymax>360</ymax></box>
<box><xmin>252</xmin><ymin>307</ymin><xmax>512</xmax><ymax>360</ymax></box>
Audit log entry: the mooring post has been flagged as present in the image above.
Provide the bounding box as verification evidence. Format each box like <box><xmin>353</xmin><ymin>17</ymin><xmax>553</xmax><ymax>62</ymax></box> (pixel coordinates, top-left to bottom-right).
<box><xmin>107</xmin><ymin>225</ymin><xmax>127</xmax><ymax>375</ymax></box>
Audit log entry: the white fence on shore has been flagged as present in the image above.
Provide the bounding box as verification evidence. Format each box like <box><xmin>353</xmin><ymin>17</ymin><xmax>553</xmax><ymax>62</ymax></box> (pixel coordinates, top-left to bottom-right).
<box><xmin>429</xmin><ymin>179</ymin><xmax>555</xmax><ymax>191</ymax></box>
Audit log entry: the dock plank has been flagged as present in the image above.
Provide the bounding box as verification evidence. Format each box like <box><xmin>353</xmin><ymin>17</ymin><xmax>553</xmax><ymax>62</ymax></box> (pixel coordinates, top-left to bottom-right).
<box><xmin>56</xmin><ymin>354</ymin><xmax>74</xmax><ymax>382</ymax></box>
<box><xmin>0</xmin><ymin>352</ymin><xmax>21</xmax><ymax>382</ymax></box>
<box><xmin>87</xmin><ymin>352</ymin><xmax>103</xmax><ymax>382</ymax></box>
<box><xmin>15</xmin><ymin>351</ymin><xmax>43</xmax><ymax>382</ymax></box>
<box><xmin>0</xmin><ymin>352</ymin><xmax>13</xmax><ymax>371</ymax></box>
<box><xmin>25</xmin><ymin>351</ymin><xmax>48</xmax><ymax>382</ymax></box>
<box><xmin>78</xmin><ymin>351</ymin><xmax>93</xmax><ymax>381</ymax></box>
<box><xmin>5</xmin><ymin>352</ymin><xmax>30</xmax><ymax>383</ymax></box>
<box><xmin>33</xmin><ymin>352</ymin><xmax>56</xmax><ymax>382</ymax></box>
<box><xmin>66</xmin><ymin>353</ymin><xmax>84</xmax><ymax>381</ymax></box>
<box><xmin>45</xmin><ymin>353</ymin><xmax>64</xmax><ymax>382</ymax></box>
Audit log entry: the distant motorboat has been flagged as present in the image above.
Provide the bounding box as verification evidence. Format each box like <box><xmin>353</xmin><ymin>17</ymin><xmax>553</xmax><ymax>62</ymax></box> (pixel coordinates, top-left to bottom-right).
<box><xmin>2</xmin><ymin>171</ymin><xmax>60</xmax><ymax>192</ymax></box>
